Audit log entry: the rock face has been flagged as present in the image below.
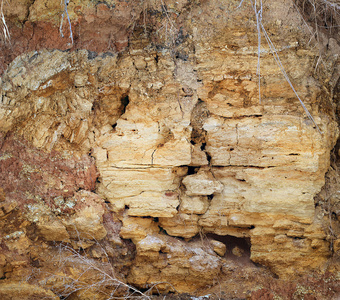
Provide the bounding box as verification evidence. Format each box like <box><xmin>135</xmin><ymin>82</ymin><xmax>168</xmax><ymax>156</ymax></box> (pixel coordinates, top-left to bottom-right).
<box><xmin>0</xmin><ymin>282</ymin><xmax>59</xmax><ymax>300</ymax></box>
<box><xmin>0</xmin><ymin>0</ymin><xmax>340</xmax><ymax>297</ymax></box>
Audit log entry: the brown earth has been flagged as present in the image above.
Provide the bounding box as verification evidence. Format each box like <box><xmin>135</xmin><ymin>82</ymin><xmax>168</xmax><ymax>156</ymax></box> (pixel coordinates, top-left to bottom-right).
<box><xmin>0</xmin><ymin>0</ymin><xmax>340</xmax><ymax>299</ymax></box>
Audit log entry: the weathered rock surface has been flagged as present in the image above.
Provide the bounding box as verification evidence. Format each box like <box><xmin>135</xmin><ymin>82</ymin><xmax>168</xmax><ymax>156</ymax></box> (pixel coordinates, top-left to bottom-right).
<box><xmin>128</xmin><ymin>234</ymin><xmax>222</xmax><ymax>293</ymax></box>
<box><xmin>0</xmin><ymin>0</ymin><xmax>340</xmax><ymax>297</ymax></box>
<box><xmin>0</xmin><ymin>282</ymin><xmax>58</xmax><ymax>300</ymax></box>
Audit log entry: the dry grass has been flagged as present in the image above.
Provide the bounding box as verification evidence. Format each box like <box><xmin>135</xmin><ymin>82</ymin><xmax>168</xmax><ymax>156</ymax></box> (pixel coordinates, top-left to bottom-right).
<box><xmin>40</xmin><ymin>235</ymin><xmax>177</xmax><ymax>299</ymax></box>
<box><xmin>41</xmin><ymin>241</ymin><xmax>151</xmax><ymax>300</ymax></box>
<box><xmin>139</xmin><ymin>0</ymin><xmax>179</xmax><ymax>48</ymax></box>
<box><xmin>294</xmin><ymin>0</ymin><xmax>340</xmax><ymax>71</ymax></box>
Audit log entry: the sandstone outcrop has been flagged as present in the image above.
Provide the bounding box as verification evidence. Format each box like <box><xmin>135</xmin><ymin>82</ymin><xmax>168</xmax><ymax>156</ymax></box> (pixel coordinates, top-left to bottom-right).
<box><xmin>0</xmin><ymin>0</ymin><xmax>339</xmax><ymax>297</ymax></box>
<box><xmin>128</xmin><ymin>234</ymin><xmax>222</xmax><ymax>294</ymax></box>
<box><xmin>0</xmin><ymin>282</ymin><xmax>59</xmax><ymax>300</ymax></box>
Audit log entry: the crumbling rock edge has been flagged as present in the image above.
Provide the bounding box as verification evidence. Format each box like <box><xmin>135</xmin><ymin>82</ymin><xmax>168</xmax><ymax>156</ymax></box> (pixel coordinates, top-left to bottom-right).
<box><xmin>0</xmin><ymin>0</ymin><xmax>340</xmax><ymax>298</ymax></box>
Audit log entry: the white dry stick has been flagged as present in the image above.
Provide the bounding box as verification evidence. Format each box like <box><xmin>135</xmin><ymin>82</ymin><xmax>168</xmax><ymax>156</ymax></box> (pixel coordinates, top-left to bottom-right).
<box><xmin>160</xmin><ymin>0</ymin><xmax>176</xmax><ymax>46</ymax></box>
<box><xmin>254</xmin><ymin>0</ymin><xmax>263</xmax><ymax>104</ymax></box>
<box><xmin>320</xmin><ymin>0</ymin><xmax>340</xmax><ymax>10</ymax></box>
<box><xmin>0</xmin><ymin>0</ymin><xmax>10</xmax><ymax>43</ymax></box>
<box><xmin>46</xmin><ymin>239</ymin><xmax>152</xmax><ymax>299</ymax></box>
<box><xmin>238</xmin><ymin>0</ymin><xmax>322</xmax><ymax>134</ymax></box>
<box><xmin>260</xmin><ymin>23</ymin><xmax>322</xmax><ymax>134</ymax></box>
<box><xmin>60</xmin><ymin>0</ymin><xmax>73</xmax><ymax>45</ymax></box>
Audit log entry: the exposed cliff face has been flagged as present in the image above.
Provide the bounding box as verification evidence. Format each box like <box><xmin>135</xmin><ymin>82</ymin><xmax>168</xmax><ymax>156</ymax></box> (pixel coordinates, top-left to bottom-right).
<box><xmin>0</xmin><ymin>0</ymin><xmax>340</xmax><ymax>298</ymax></box>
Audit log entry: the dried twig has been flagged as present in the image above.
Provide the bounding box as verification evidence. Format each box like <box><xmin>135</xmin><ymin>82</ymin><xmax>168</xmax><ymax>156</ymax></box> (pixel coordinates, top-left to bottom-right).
<box><xmin>43</xmin><ymin>242</ymin><xmax>152</xmax><ymax>299</ymax></box>
<box><xmin>0</xmin><ymin>0</ymin><xmax>10</xmax><ymax>44</ymax></box>
<box><xmin>238</xmin><ymin>0</ymin><xmax>322</xmax><ymax>133</ymax></box>
<box><xmin>59</xmin><ymin>0</ymin><xmax>73</xmax><ymax>45</ymax></box>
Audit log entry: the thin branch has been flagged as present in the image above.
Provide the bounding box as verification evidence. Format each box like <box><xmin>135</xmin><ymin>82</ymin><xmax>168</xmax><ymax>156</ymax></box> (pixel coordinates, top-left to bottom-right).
<box><xmin>254</xmin><ymin>0</ymin><xmax>263</xmax><ymax>103</ymax></box>
<box><xmin>60</xmin><ymin>0</ymin><xmax>73</xmax><ymax>45</ymax></box>
<box><xmin>45</xmin><ymin>238</ymin><xmax>153</xmax><ymax>299</ymax></box>
<box><xmin>0</xmin><ymin>0</ymin><xmax>10</xmax><ymax>44</ymax></box>
<box><xmin>237</xmin><ymin>0</ymin><xmax>322</xmax><ymax>134</ymax></box>
<box><xmin>319</xmin><ymin>0</ymin><xmax>340</xmax><ymax>10</ymax></box>
<box><xmin>260</xmin><ymin>23</ymin><xmax>322</xmax><ymax>133</ymax></box>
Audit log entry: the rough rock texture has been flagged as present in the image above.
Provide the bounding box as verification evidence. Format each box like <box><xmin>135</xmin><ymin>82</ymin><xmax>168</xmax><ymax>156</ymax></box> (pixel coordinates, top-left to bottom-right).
<box><xmin>0</xmin><ymin>0</ymin><xmax>143</xmax><ymax>74</ymax></box>
<box><xmin>129</xmin><ymin>234</ymin><xmax>223</xmax><ymax>293</ymax></box>
<box><xmin>0</xmin><ymin>0</ymin><xmax>340</xmax><ymax>298</ymax></box>
<box><xmin>0</xmin><ymin>282</ymin><xmax>59</xmax><ymax>300</ymax></box>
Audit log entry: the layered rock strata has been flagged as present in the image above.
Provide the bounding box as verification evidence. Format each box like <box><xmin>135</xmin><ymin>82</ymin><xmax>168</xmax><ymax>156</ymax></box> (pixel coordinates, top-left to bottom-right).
<box><xmin>0</xmin><ymin>0</ymin><xmax>339</xmax><ymax>295</ymax></box>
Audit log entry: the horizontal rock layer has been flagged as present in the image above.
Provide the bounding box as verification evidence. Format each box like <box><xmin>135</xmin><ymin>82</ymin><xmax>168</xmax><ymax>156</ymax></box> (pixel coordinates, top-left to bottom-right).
<box><xmin>0</xmin><ymin>0</ymin><xmax>339</xmax><ymax>296</ymax></box>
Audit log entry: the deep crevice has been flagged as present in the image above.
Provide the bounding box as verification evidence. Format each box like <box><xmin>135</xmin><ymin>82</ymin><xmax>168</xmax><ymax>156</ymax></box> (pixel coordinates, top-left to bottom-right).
<box><xmin>187</xmin><ymin>166</ymin><xmax>197</xmax><ymax>175</ymax></box>
<box><xmin>206</xmin><ymin>152</ymin><xmax>212</xmax><ymax>164</ymax></box>
<box><xmin>120</xmin><ymin>95</ymin><xmax>130</xmax><ymax>114</ymax></box>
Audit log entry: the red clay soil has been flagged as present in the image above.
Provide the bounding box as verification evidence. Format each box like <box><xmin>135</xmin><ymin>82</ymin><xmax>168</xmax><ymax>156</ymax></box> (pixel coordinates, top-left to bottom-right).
<box><xmin>0</xmin><ymin>1</ymin><xmax>141</xmax><ymax>75</ymax></box>
<box><xmin>0</xmin><ymin>132</ymin><xmax>98</xmax><ymax>212</ymax></box>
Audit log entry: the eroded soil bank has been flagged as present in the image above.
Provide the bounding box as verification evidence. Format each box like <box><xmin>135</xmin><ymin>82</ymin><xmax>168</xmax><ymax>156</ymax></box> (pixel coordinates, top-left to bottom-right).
<box><xmin>0</xmin><ymin>0</ymin><xmax>339</xmax><ymax>299</ymax></box>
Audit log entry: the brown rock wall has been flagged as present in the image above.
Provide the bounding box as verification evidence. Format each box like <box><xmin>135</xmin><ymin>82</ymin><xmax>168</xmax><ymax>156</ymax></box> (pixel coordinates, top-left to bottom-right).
<box><xmin>0</xmin><ymin>0</ymin><xmax>340</xmax><ymax>297</ymax></box>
